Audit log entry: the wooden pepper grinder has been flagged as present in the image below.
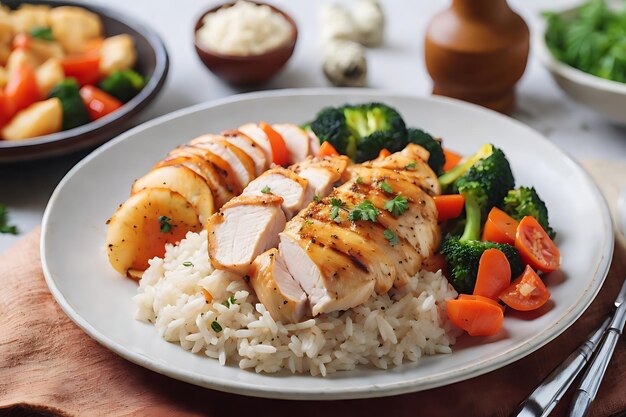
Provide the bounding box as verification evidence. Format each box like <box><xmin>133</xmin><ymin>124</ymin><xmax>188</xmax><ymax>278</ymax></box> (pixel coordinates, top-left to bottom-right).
<box><xmin>424</xmin><ymin>0</ymin><xmax>529</xmax><ymax>114</ymax></box>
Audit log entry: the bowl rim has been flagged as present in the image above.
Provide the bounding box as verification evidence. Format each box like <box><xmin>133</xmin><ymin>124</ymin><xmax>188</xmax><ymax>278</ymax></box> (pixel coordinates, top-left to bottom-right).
<box><xmin>535</xmin><ymin>6</ymin><xmax>626</xmax><ymax>95</ymax></box>
<box><xmin>193</xmin><ymin>1</ymin><xmax>298</xmax><ymax>61</ymax></box>
<box><xmin>0</xmin><ymin>0</ymin><xmax>170</xmax><ymax>151</ymax></box>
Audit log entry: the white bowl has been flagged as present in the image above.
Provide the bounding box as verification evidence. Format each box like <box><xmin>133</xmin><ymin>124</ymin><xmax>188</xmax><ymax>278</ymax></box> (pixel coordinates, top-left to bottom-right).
<box><xmin>535</xmin><ymin>10</ymin><xmax>626</xmax><ymax>125</ymax></box>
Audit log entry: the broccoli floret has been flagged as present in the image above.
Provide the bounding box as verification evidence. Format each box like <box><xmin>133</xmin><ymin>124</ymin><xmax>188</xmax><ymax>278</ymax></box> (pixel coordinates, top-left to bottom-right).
<box><xmin>310</xmin><ymin>102</ymin><xmax>408</xmax><ymax>162</ymax></box>
<box><xmin>407</xmin><ymin>128</ymin><xmax>445</xmax><ymax>174</ymax></box>
<box><xmin>456</xmin><ymin>146</ymin><xmax>515</xmax><ymax>241</ymax></box>
<box><xmin>438</xmin><ymin>143</ymin><xmax>494</xmax><ymax>190</ymax></box>
<box><xmin>441</xmin><ymin>235</ymin><xmax>523</xmax><ymax>294</ymax></box>
<box><xmin>99</xmin><ymin>70</ymin><xmax>145</xmax><ymax>103</ymax></box>
<box><xmin>310</xmin><ymin>107</ymin><xmax>350</xmax><ymax>155</ymax></box>
<box><xmin>502</xmin><ymin>187</ymin><xmax>556</xmax><ymax>239</ymax></box>
<box><xmin>48</xmin><ymin>78</ymin><xmax>90</xmax><ymax>130</ymax></box>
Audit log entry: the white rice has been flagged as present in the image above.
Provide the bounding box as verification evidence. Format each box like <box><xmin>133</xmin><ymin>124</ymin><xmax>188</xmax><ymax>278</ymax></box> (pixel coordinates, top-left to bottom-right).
<box><xmin>134</xmin><ymin>230</ymin><xmax>459</xmax><ymax>376</ymax></box>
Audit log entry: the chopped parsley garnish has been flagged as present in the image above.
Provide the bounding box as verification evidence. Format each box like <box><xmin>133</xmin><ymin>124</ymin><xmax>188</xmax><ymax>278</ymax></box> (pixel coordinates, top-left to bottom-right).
<box><xmin>158</xmin><ymin>216</ymin><xmax>172</xmax><ymax>233</ymax></box>
<box><xmin>384</xmin><ymin>195</ymin><xmax>409</xmax><ymax>217</ymax></box>
<box><xmin>379</xmin><ymin>181</ymin><xmax>393</xmax><ymax>193</ymax></box>
<box><xmin>0</xmin><ymin>204</ymin><xmax>17</xmax><ymax>235</ymax></box>
<box><xmin>211</xmin><ymin>320</ymin><xmax>223</xmax><ymax>332</ymax></box>
<box><xmin>313</xmin><ymin>195</ymin><xmax>321</xmax><ymax>202</ymax></box>
<box><xmin>182</xmin><ymin>261</ymin><xmax>193</xmax><ymax>267</ymax></box>
<box><xmin>405</xmin><ymin>162</ymin><xmax>417</xmax><ymax>170</ymax></box>
<box><xmin>384</xmin><ymin>228</ymin><xmax>399</xmax><ymax>246</ymax></box>
<box><xmin>329</xmin><ymin>198</ymin><xmax>346</xmax><ymax>221</ymax></box>
<box><xmin>348</xmin><ymin>200</ymin><xmax>380</xmax><ymax>222</ymax></box>
<box><xmin>355</xmin><ymin>176</ymin><xmax>364</xmax><ymax>184</ymax></box>
<box><xmin>222</xmin><ymin>295</ymin><xmax>237</xmax><ymax>307</ymax></box>
<box><xmin>261</xmin><ymin>185</ymin><xmax>271</xmax><ymax>194</ymax></box>
<box><xmin>30</xmin><ymin>27</ymin><xmax>54</xmax><ymax>41</ymax></box>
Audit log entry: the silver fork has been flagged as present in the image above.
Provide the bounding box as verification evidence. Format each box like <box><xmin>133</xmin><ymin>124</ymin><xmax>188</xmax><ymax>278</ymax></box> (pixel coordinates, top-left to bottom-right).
<box><xmin>512</xmin><ymin>188</ymin><xmax>626</xmax><ymax>417</ymax></box>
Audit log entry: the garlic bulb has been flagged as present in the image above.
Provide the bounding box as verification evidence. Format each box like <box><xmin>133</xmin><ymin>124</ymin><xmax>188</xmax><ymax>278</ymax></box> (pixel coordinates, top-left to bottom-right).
<box><xmin>319</xmin><ymin>4</ymin><xmax>358</xmax><ymax>44</ymax></box>
<box><xmin>322</xmin><ymin>39</ymin><xmax>367</xmax><ymax>87</ymax></box>
<box><xmin>351</xmin><ymin>0</ymin><xmax>385</xmax><ymax>47</ymax></box>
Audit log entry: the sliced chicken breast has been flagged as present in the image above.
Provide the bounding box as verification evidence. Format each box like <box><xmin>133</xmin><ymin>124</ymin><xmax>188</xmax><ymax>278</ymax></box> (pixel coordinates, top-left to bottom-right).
<box><xmin>170</xmin><ymin>144</ymin><xmax>241</xmax><ymax>201</ymax></box>
<box><xmin>243</xmin><ymin>167</ymin><xmax>312</xmax><ymax>219</ymax></box>
<box><xmin>271</xmin><ymin>123</ymin><xmax>310</xmax><ymax>164</ymax></box>
<box><xmin>290</xmin><ymin>155</ymin><xmax>351</xmax><ymax>197</ymax></box>
<box><xmin>106</xmin><ymin>188</ymin><xmax>202</xmax><ymax>276</ymax></box>
<box><xmin>365</xmin><ymin>143</ymin><xmax>441</xmax><ymax>196</ymax></box>
<box><xmin>239</xmin><ymin>123</ymin><xmax>272</xmax><ymax>163</ymax></box>
<box><xmin>189</xmin><ymin>134</ymin><xmax>256</xmax><ymax>188</ymax></box>
<box><xmin>221</xmin><ymin>130</ymin><xmax>268</xmax><ymax>176</ymax></box>
<box><xmin>132</xmin><ymin>165</ymin><xmax>215</xmax><ymax>224</ymax></box>
<box><xmin>208</xmin><ymin>194</ymin><xmax>286</xmax><ymax>274</ymax></box>
<box><xmin>249</xmin><ymin>248</ymin><xmax>309</xmax><ymax>323</ymax></box>
<box><xmin>279</xmin><ymin>231</ymin><xmax>376</xmax><ymax>316</ymax></box>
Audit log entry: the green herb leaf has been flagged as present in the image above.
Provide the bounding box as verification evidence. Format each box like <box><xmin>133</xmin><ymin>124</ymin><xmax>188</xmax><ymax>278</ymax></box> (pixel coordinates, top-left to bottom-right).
<box><xmin>384</xmin><ymin>228</ymin><xmax>399</xmax><ymax>246</ymax></box>
<box><xmin>384</xmin><ymin>195</ymin><xmax>409</xmax><ymax>217</ymax></box>
<box><xmin>379</xmin><ymin>181</ymin><xmax>393</xmax><ymax>193</ymax></box>
<box><xmin>182</xmin><ymin>261</ymin><xmax>193</xmax><ymax>267</ymax></box>
<box><xmin>405</xmin><ymin>162</ymin><xmax>417</xmax><ymax>170</ymax></box>
<box><xmin>211</xmin><ymin>320</ymin><xmax>223</xmax><ymax>332</ymax></box>
<box><xmin>313</xmin><ymin>195</ymin><xmax>321</xmax><ymax>202</ymax></box>
<box><xmin>329</xmin><ymin>198</ymin><xmax>346</xmax><ymax>221</ymax></box>
<box><xmin>0</xmin><ymin>204</ymin><xmax>17</xmax><ymax>235</ymax></box>
<box><xmin>355</xmin><ymin>176</ymin><xmax>364</xmax><ymax>184</ymax></box>
<box><xmin>158</xmin><ymin>215</ymin><xmax>172</xmax><ymax>233</ymax></box>
<box><xmin>30</xmin><ymin>26</ymin><xmax>54</xmax><ymax>41</ymax></box>
<box><xmin>348</xmin><ymin>200</ymin><xmax>380</xmax><ymax>222</ymax></box>
<box><xmin>261</xmin><ymin>185</ymin><xmax>271</xmax><ymax>194</ymax></box>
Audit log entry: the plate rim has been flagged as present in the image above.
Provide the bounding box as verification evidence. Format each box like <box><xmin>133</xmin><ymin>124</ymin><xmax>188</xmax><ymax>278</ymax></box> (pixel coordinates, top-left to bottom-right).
<box><xmin>40</xmin><ymin>88</ymin><xmax>614</xmax><ymax>400</ymax></box>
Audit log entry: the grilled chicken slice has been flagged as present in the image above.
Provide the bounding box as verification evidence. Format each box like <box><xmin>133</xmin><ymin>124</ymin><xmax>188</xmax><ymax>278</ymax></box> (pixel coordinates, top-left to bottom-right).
<box><xmin>290</xmin><ymin>155</ymin><xmax>351</xmax><ymax>197</ymax></box>
<box><xmin>243</xmin><ymin>167</ymin><xmax>312</xmax><ymax>219</ymax></box>
<box><xmin>208</xmin><ymin>194</ymin><xmax>286</xmax><ymax>274</ymax></box>
<box><xmin>189</xmin><ymin>134</ymin><xmax>255</xmax><ymax>188</ymax></box>
<box><xmin>333</xmin><ymin>175</ymin><xmax>440</xmax><ymax>278</ymax></box>
<box><xmin>279</xmin><ymin>229</ymin><xmax>376</xmax><ymax>316</ymax></box>
<box><xmin>364</xmin><ymin>143</ymin><xmax>441</xmax><ymax>196</ymax></box>
<box><xmin>132</xmin><ymin>165</ymin><xmax>215</xmax><ymax>223</ymax></box>
<box><xmin>272</xmin><ymin>123</ymin><xmax>310</xmax><ymax>164</ymax></box>
<box><xmin>249</xmin><ymin>248</ymin><xmax>309</xmax><ymax>323</ymax></box>
<box><xmin>106</xmin><ymin>188</ymin><xmax>202</xmax><ymax>276</ymax></box>
<box><xmin>221</xmin><ymin>130</ymin><xmax>268</xmax><ymax>176</ymax></box>
<box><xmin>239</xmin><ymin>123</ymin><xmax>272</xmax><ymax>163</ymax></box>
<box><xmin>170</xmin><ymin>144</ymin><xmax>241</xmax><ymax>203</ymax></box>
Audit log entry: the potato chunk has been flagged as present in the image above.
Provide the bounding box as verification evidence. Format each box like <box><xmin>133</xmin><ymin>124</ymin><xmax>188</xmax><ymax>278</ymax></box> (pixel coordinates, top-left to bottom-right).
<box><xmin>6</xmin><ymin>48</ymin><xmax>40</xmax><ymax>75</ymax></box>
<box><xmin>35</xmin><ymin>58</ymin><xmax>64</xmax><ymax>96</ymax></box>
<box><xmin>106</xmin><ymin>188</ymin><xmax>202</xmax><ymax>276</ymax></box>
<box><xmin>11</xmin><ymin>5</ymin><xmax>50</xmax><ymax>33</ymax></box>
<box><xmin>2</xmin><ymin>98</ymin><xmax>62</xmax><ymax>141</ymax></box>
<box><xmin>99</xmin><ymin>34</ymin><xmax>136</xmax><ymax>75</ymax></box>
<box><xmin>0</xmin><ymin>8</ymin><xmax>12</xmax><ymax>66</ymax></box>
<box><xmin>49</xmin><ymin>6</ymin><xmax>103</xmax><ymax>54</ymax></box>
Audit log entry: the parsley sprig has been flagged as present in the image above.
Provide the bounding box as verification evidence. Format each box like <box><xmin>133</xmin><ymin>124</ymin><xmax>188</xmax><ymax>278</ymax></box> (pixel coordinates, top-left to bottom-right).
<box><xmin>384</xmin><ymin>228</ymin><xmax>399</xmax><ymax>246</ymax></box>
<box><xmin>379</xmin><ymin>181</ymin><xmax>393</xmax><ymax>193</ymax></box>
<box><xmin>329</xmin><ymin>198</ymin><xmax>347</xmax><ymax>221</ymax></box>
<box><xmin>158</xmin><ymin>216</ymin><xmax>172</xmax><ymax>233</ymax></box>
<box><xmin>384</xmin><ymin>195</ymin><xmax>409</xmax><ymax>217</ymax></box>
<box><xmin>348</xmin><ymin>200</ymin><xmax>380</xmax><ymax>222</ymax></box>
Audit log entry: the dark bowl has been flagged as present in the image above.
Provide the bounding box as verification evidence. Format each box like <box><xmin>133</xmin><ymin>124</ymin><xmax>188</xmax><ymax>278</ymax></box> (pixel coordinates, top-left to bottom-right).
<box><xmin>0</xmin><ymin>0</ymin><xmax>169</xmax><ymax>163</ymax></box>
<box><xmin>194</xmin><ymin>2</ymin><xmax>297</xmax><ymax>86</ymax></box>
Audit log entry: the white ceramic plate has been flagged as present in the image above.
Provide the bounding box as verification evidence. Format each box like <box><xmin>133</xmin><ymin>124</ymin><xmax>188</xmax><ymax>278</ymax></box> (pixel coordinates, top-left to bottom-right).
<box><xmin>41</xmin><ymin>89</ymin><xmax>613</xmax><ymax>400</ymax></box>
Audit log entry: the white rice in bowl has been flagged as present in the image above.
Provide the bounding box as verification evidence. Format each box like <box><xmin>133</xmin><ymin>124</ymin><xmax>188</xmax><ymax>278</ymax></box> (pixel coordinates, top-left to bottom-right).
<box><xmin>134</xmin><ymin>230</ymin><xmax>460</xmax><ymax>376</ymax></box>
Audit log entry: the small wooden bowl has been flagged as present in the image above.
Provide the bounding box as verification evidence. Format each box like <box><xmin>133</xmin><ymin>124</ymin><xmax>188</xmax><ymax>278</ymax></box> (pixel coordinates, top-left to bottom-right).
<box><xmin>194</xmin><ymin>2</ymin><xmax>297</xmax><ymax>86</ymax></box>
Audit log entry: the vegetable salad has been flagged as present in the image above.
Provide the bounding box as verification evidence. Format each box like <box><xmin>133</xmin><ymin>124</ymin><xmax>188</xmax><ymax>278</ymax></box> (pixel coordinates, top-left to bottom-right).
<box><xmin>0</xmin><ymin>4</ymin><xmax>145</xmax><ymax>141</ymax></box>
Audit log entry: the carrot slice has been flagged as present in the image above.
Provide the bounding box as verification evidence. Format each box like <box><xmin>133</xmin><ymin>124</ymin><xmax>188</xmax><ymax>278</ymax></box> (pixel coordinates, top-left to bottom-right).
<box><xmin>482</xmin><ymin>207</ymin><xmax>519</xmax><ymax>245</ymax></box>
<box><xmin>318</xmin><ymin>141</ymin><xmax>339</xmax><ymax>157</ymax></box>
<box><xmin>79</xmin><ymin>85</ymin><xmax>123</xmax><ymax>120</ymax></box>
<box><xmin>473</xmin><ymin>248</ymin><xmax>512</xmax><ymax>300</ymax></box>
<box><xmin>5</xmin><ymin>65</ymin><xmax>40</xmax><ymax>114</ymax></box>
<box><xmin>376</xmin><ymin>148</ymin><xmax>391</xmax><ymax>159</ymax></box>
<box><xmin>499</xmin><ymin>265</ymin><xmax>550</xmax><ymax>311</ymax></box>
<box><xmin>259</xmin><ymin>121</ymin><xmax>289</xmax><ymax>165</ymax></box>
<box><xmin>458</xmin><ymin>294</ymin><xmax>505</xmax><ymax>312</ymax></box>
<box><xmin>443</xmin><ymin>148</ymin><xmax>463</xmax><ymax>172</ymax></box>
<box><xmin>446</xmin><ymin>297</ymin><xmax>504</xmax><ymax>336</ymax></box>
<box><xmin>61</xmin><ymin>53</ymin><xmax>101</xmax><ymax>86</ymax></box>
<box><xmin>433</xmin><ymin>194</ymin><xmax>465</xmax><ymax>222</ymax></box>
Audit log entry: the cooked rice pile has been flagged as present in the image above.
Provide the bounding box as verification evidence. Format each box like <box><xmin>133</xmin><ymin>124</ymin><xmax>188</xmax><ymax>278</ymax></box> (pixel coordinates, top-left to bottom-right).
<box><xmin>134</xmin><ymin>230</ymin><xmax>459</xmax><ymax>376</ymax></box>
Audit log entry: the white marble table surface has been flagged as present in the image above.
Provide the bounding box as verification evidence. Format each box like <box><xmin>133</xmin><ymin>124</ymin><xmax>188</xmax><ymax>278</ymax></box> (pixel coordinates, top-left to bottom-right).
<box><xmin>1</xmin><ymin>0</ymin><xmax>625</xmax><ymax>252</ymax></box>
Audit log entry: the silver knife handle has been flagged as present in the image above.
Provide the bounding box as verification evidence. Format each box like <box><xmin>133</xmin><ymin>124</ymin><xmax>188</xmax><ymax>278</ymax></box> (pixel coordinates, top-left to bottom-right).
<box><xmin>569</xmin><ymin>391</ymin><xmax>592</xmax><ymax>417</ymax></box>
<box><xmin>577</xmin><ymin>330</ymin><xmax>620</xmax><ymax>398</ymax></box>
